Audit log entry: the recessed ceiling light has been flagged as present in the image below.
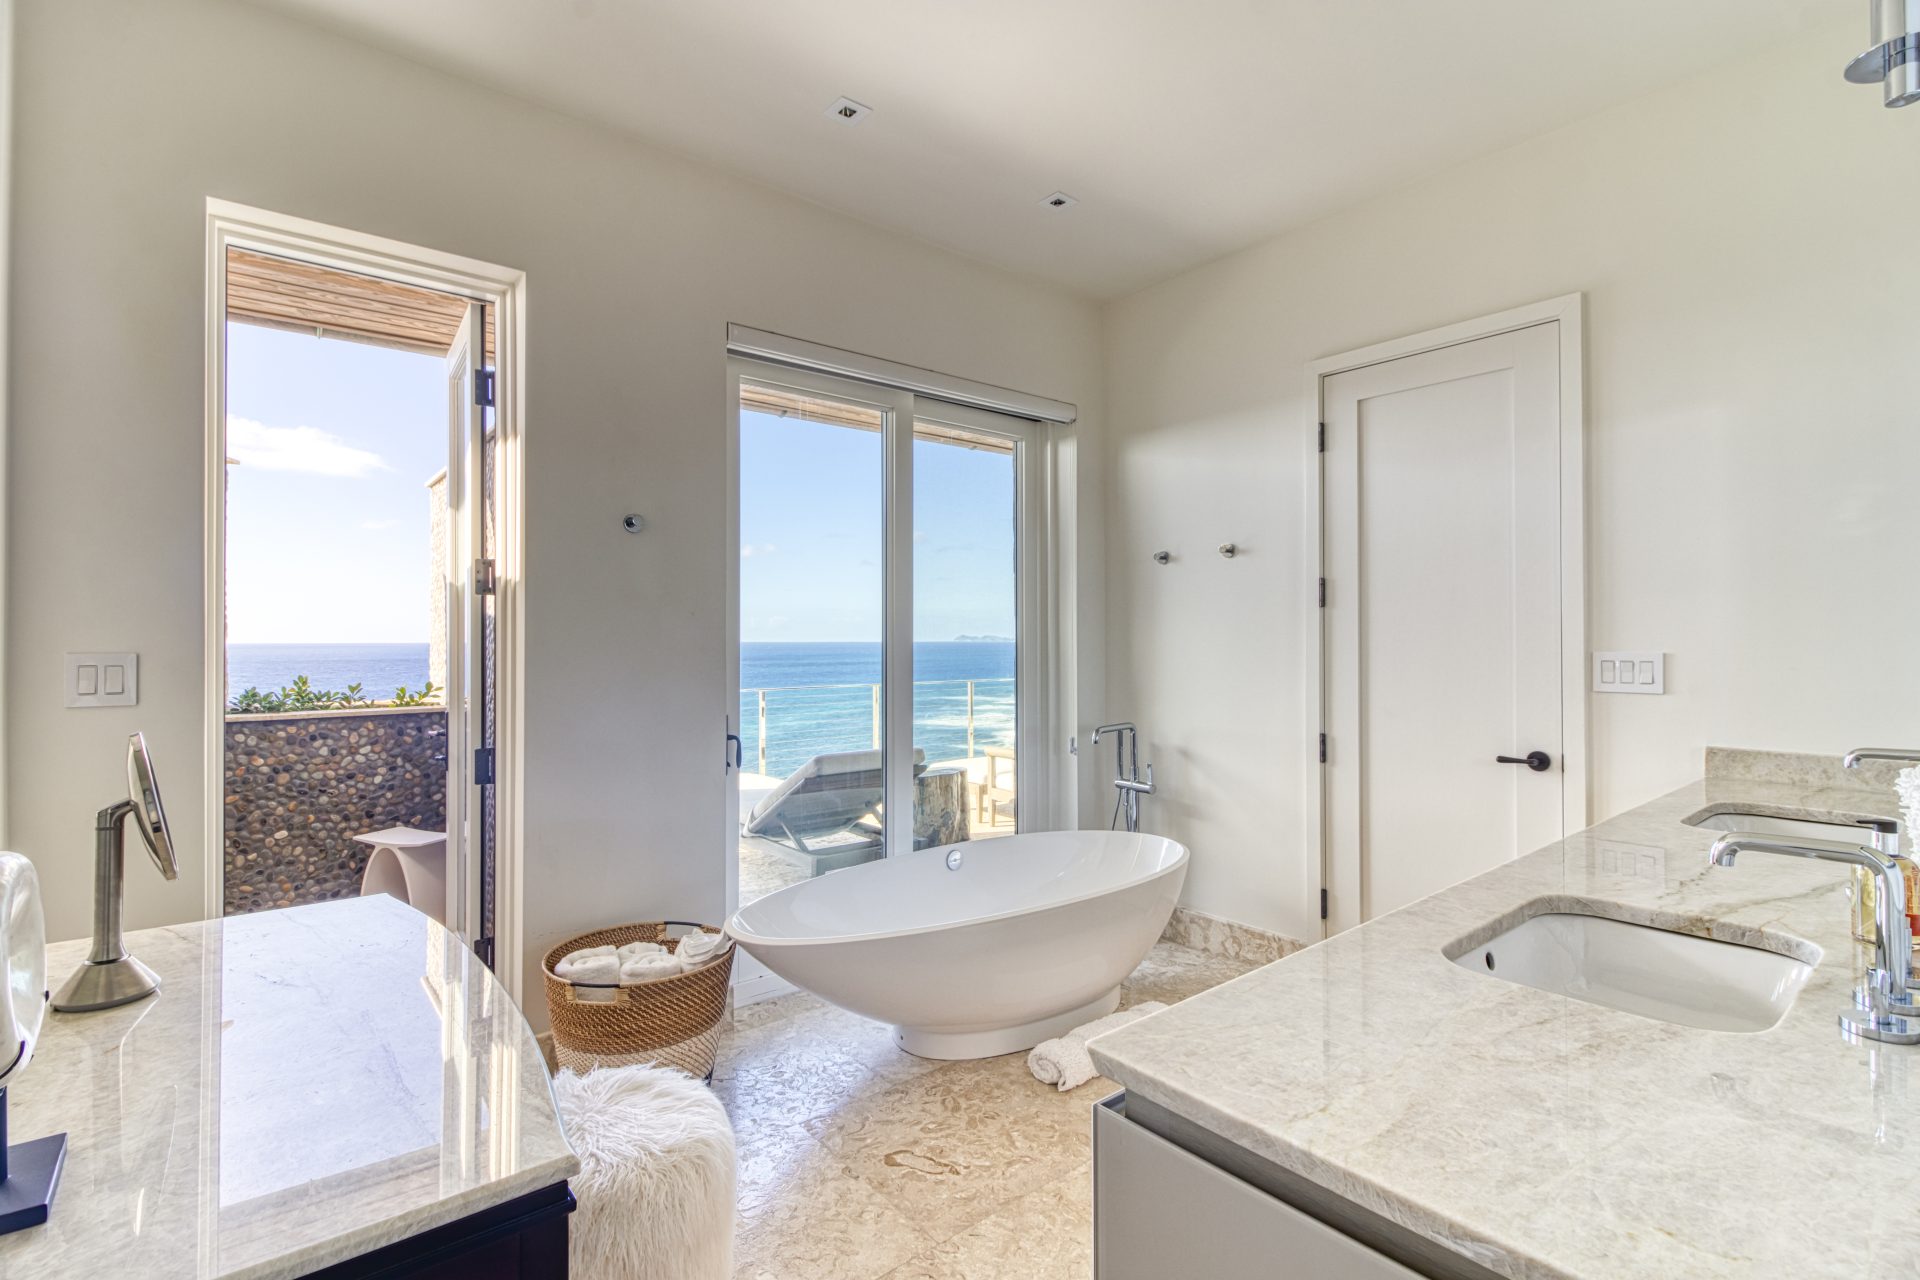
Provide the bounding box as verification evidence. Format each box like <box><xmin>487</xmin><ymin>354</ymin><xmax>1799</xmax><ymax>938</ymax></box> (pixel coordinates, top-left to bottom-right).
<box><xmin>826</xmin><ymin>97</ymin><xmax>872</xmax><ymax>124</ymax></box>
<box><xmin>1041</xmin><ymin>192</ymin><xmax>1078</xmax><ymax>210</ymax></box>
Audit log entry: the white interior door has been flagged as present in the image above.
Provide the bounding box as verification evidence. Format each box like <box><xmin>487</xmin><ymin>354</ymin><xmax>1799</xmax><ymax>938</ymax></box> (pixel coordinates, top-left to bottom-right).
<box><xmin>1323</xmin><ymin>322</ymin><xmax>1564</xmax><ymax>930</ymax></box>
<box><xmin>445</xmin><ymin>300</ymin><xmax>489</xmax><ymax>950</ymax></box>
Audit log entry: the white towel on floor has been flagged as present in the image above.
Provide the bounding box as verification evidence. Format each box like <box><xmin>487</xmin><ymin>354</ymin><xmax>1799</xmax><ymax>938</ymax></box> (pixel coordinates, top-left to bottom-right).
<box><xmin>616</xmin><ymin>940</ymin><xmax>666</xmax><ymax>961</ymax></box>
<box><xmin>1027</xmin><ymin>1002</ymin><xmax>1168</xmax><ymax>1092</ymax></box>
<box><xmin>620</xmin><ymin>952</ymin><xmax>683</xmax><ymax>983</ymax></box>
<box><xmin>557</xmin><ymin>952</ymin><xmax>621</xmax><ymax>985</ymax></box>
<box><xmin>675</xmin><ymin>930</ymin><xmax>726</xmax><ymax>967</ymax></box>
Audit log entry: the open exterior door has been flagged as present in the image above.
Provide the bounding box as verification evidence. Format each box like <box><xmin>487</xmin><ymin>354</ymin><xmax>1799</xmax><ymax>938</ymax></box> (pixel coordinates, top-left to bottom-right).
<box><xmin>445</xmin><ymin>300</ymin><xmax>496</xmax><ymax>965</ymax></box>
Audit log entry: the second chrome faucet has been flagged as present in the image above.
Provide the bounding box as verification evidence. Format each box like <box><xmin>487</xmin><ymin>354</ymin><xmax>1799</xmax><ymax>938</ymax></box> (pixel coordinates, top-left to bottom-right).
<box><xmin>1707</xmin><ymin>746</ymin><xmax>1920</xmax><ymax>1045</ymax></box>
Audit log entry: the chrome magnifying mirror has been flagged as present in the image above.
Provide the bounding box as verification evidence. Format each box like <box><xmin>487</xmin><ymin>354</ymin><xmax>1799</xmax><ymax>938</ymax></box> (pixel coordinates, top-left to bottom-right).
<box><xmin>52</xmin><ymin>733</ymin><xmax>178</xmax><ymax>1012</ymax></box>
<box><xmin>127</xmin><ymin>733</ymin><xmax>178</xmax><ymax>883</ymax></box>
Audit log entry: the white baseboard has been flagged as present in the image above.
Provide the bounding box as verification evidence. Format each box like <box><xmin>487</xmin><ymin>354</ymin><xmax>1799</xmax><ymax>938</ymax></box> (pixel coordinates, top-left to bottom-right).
<box><xmin>730</xmin><ymin>968</ymin><xmax>796</xmax><ymax>1008</ymax></box>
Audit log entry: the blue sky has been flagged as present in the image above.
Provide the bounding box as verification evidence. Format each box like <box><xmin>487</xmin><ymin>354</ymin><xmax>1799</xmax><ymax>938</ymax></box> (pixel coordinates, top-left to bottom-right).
<box><xmin>740</xmin><ymin>411</ymin><xmax>1016</xmax><ymax>642</ymax></box>
<box><xmin>225</xmin><ymin>323</ymin><xmax>444</xmax><ymax>644</ymax></box>
<box><xmin>225</xmin><ymin>329</ymin><xmax>1016</xmax><ymax>647</ymax></box>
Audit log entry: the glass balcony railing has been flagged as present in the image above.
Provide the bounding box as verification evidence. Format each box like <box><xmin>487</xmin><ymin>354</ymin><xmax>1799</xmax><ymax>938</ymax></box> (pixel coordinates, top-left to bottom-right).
<box><xmin>738</xmin><ymin>677</ymin><xmax>1014</xmax><ymax>779</ymax></box>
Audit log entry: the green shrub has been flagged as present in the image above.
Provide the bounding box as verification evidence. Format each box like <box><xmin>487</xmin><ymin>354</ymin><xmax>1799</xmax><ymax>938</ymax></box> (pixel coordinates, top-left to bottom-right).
<box><xmin>228</xmin><ymin>675</ymin><xmax>443</xmax><ymax>713</ymax></box>
<box><xmin>388</xmin><ymin>682</ymin><xmax>442</xmax><ymax>707</ymax></box>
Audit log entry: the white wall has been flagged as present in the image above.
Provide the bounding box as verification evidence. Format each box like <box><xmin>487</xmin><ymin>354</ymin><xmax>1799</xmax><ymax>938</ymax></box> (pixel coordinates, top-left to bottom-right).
<box><xmin>0</xmin><ymin>0</ymin><xmax>12</xmax><ymax>849</ymax></box>
<box><xmin>7</xmin><ymin>0</ymin><xmax>1101</xmax><ymax>1007</ymax></box>
<box><xmin>1103</xmin><ymin>21</ymin><xmax>1920</xmax><ymax>945</ymax></box>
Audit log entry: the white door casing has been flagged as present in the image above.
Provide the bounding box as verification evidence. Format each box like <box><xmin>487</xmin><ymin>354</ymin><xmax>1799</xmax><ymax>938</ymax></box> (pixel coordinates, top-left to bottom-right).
<box><xmin>204</xmin><ymin>201</ymin><xmax>528</xmax><ymax>997</ymax></box>
<box><xmin>1316</xmin><ymin>299</ymin><xmax>1585</xmax><ymax>934</ymax></box>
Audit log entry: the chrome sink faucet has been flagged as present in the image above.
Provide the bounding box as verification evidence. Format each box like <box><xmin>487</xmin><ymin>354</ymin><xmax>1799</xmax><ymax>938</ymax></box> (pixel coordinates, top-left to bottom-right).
<box><xmin>1842</xmin><ymin>744</ymin><xmax>1913</xmax><ymax>874</ymax></box>
<box><xmin>1091</xmin><ymin>722</ymin><xmax>1154</xmax><ymax>833</ymax></box>
<box><xmin>1709</xmin><ymin>832</ymin><xmax>1920</xmax><ymax>1044</ymax></box>
<box><xmin>1843</xmin><ymin>747</ymin><xmax>1920</xmax><ymax>770</ymax></box>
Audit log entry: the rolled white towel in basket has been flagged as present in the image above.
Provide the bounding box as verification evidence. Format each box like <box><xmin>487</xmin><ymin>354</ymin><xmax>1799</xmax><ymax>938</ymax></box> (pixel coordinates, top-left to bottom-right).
<box><xmin>619</xmin><ymin>952</ymin><xmax>683</xmax><ymax>983</ymax></box>
<box><xmin>616</xmin><ymin>940</ymin><xmax>667</xmax><ymax>961</ymax></box>
<box><xmin>1027</xmin><ymin>1002</ymin><xmax>1168</xmax><ymax>1092</ymax></box>
<box><xmin>557</xmin><ymin>947</ymin><xmax>621</xmax><ymax>985</ymax></box>
<box><xmin>675</xmin><ymin>930</ymin><xmax>727</xmax><ymax>968</ymax></box>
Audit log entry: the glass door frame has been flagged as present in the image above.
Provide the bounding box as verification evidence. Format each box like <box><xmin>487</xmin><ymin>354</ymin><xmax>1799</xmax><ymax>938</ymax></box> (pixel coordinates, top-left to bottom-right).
<box><xmin>724</xmin><ymin>358</ymin><xmax>1051</xmax><ymax>914</ymax></box>
<box><xmin>907</xmin><ymin>398</ymin><xmax>1048</xmax><ymax>845</ymax></box>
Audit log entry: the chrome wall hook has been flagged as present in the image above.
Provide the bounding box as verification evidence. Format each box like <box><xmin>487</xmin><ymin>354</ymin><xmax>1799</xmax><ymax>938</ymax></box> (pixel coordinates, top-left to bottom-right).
<box><xmin>1151</xmin><ymin>550</ymin><xmax>1170</xmax><ymax>565</ymax></box>
<box><xmin>1218</xmin><ymin>543</ymin><xmax>1237</xmax><ymax>559</ymax></box>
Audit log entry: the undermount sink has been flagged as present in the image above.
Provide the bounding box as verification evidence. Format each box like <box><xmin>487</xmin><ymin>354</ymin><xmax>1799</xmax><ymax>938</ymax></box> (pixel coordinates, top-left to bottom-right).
<box><xmin>1452</xmin><ymin>912</ymin><xmax>1813</xmax><ymax>1032</ymax></box>
<box><xmin>1685</xmin><ymin>809</ymin><xmax>1878</xmax><ymax>844</ymax></box>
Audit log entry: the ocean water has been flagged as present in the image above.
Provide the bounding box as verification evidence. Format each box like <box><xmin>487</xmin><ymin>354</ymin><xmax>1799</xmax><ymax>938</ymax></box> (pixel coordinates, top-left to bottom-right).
<box><xmin>228</xmin><ymin>640</ymin><xmax>1010</xmax><ymax>775</ymax></box>
<box><xmin>228</xmin><ymin>643</ymin><xmax>432</xmax><ymax>699</ymax></box>
<box><xmin>740</xmin><ymin>640</ymin><xmax>1014</xmax><ymax>778</ymax></box>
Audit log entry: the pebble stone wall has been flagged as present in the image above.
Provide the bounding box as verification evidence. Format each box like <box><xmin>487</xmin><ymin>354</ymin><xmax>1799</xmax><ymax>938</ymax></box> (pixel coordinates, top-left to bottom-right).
<box><xmin>224</xmin><ymin>708</ymin><xmax>448</xmax><ymax>916</ymax></box>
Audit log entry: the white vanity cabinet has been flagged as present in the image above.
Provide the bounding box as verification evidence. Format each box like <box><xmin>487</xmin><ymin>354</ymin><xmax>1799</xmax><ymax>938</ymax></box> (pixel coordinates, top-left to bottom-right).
<box><xmin>1093</xmin><ymin>1094</ymin><xmax>1425</xmax><ymax>1280</ymax></box>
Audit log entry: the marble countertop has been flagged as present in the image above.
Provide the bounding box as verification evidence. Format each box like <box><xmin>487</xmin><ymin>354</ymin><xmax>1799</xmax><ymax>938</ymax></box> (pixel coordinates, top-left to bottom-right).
<box><xmin>1090</xmin><ymin>750</ymin><xmax>1920</xmax><ymax>1279</ymax></box>
<box><xmin>0</xmin><ymin>895</ymin><xmax>578</xmax><ymax>1279</ymax></box>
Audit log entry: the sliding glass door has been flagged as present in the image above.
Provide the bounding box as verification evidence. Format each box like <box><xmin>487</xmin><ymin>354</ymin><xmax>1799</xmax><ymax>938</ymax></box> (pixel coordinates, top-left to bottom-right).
<box><xmin>910</xmin><ymin>408</ymin><xmax>1039</xmax><ymax>851</ymax></box>
<box><xmin>730</xmin><ymin>364</ymin><xmax>1043</xmax><ymax>904</ymax></box>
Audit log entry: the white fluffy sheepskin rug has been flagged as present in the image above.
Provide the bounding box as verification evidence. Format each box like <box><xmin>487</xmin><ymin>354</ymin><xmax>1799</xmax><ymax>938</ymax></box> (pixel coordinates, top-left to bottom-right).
<box><xmin>551</xmin><ymin>1064</ymin><xmax>737</xmax><ymax>1280</ymax></box>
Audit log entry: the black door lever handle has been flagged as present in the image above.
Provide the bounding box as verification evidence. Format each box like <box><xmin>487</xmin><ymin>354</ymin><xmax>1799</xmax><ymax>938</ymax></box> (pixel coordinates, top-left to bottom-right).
<box><xmin>1496</xmin><ymin>751</ymin><xmax>1552</xmax><ymax>772</ymax></box>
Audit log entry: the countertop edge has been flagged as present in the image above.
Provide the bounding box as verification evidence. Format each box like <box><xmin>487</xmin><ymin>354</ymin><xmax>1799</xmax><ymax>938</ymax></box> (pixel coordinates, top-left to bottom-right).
<box><xmin>226</xmin><ymin>1154</ymin><xmax>583</xmax><ymax>1280</ymax></box>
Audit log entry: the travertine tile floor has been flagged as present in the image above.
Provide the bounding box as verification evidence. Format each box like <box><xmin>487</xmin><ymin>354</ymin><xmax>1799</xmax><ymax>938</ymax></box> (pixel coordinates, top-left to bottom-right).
<box><xmin>714</xmin><ymin>942</ymin><xmax>1262</xmax><ymax>1280</ymax></box>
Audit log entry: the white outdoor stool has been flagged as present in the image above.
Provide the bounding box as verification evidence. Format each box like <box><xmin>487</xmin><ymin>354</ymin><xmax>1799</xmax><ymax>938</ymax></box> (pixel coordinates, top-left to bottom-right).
<box><xmin>550</xmin><ymin>1063</ymin><xmax>736</xmax><ymax>1280</ymax></box>
<box><xmin>355</xmin><ymin>826</ymin><xmax>448</xmax><ymax>924</ymax></box>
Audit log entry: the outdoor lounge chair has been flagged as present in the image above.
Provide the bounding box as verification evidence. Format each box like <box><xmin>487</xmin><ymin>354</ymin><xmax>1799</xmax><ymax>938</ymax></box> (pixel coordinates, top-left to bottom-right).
<box><xmin>743</xmin><ymin>748</ymin><xmax>926</xmax><ymax>874</ymax></box>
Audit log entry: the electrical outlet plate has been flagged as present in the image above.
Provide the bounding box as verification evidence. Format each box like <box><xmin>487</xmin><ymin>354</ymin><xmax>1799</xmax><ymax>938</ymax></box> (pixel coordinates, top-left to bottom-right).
<box><xmin>66</xmin><ymin>652</ymin><xmax>138</xmax><ymax>708</ymax></box>
<box><xmin>1593</xmin><ymin>651</ymin><xmax>1664</xmax><ymax>695</ymax></box>
<box><xmin>1586</xmin><ymin>838</ymin><xmax>1667</xmax><ymax>883</ymax></box>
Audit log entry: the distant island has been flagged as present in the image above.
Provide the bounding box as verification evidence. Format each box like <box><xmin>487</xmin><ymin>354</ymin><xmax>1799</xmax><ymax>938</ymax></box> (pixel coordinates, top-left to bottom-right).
<box><xmin>952</xmin><ymin>634</ymin><xmax>1013</xmax><ymax>643</ymax></box>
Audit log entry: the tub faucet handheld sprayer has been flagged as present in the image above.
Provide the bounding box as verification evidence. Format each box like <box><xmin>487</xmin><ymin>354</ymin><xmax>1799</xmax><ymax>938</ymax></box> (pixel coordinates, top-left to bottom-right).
<box><xmin>1092</xmin><ymin>723</ymin><xmax>1154</xmax><ymax>833</ymax></box>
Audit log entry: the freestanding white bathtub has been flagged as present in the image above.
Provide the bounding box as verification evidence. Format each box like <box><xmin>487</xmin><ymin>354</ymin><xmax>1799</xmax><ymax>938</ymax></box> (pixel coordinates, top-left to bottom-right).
<box><xmin>726</xmin><ymin>830</ymin><xmax>1188</xmax><ymax>1059</ymax></box>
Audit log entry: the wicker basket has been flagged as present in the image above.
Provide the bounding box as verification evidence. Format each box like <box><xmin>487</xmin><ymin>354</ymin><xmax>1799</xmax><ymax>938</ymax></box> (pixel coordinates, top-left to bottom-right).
<box><xmin>542</xmin><ymin>921</ymin><xmax>735</xmax><ymax>1080</ymax></box>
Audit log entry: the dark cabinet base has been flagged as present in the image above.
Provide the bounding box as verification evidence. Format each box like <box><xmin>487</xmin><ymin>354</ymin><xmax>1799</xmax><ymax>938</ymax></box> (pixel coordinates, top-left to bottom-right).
<box><xmin>304</xmin><ymin>1182</ymin><xmax>574</xmax><ymax>1279</ymax></box>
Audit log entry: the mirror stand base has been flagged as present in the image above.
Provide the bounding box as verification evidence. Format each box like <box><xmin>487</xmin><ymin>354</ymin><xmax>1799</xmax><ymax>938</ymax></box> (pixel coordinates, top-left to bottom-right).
<box><xmin>0</xmin><ymin>1087</ymin><xmax>64</xmax><ymax>1234</ymax></box>
<box><xmin>50</xmin><ymin>955</ymin><xmax>161</xmax><ymax>1013</ymax></box>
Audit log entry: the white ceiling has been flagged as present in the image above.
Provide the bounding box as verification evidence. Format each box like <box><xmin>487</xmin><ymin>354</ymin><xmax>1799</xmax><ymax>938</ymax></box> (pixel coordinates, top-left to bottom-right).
<box><xmin>246</xmin><ymin>0</ymin><xmax>1844</xmax><ymax>299</ymax></box>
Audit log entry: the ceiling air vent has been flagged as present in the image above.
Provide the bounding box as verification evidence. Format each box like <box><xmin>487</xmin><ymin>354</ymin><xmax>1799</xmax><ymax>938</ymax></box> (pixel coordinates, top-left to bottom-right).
<box><xmin>825</xmin><ymin>97</ymin><xmax>872</xmax><ymax>124</ymax></box>
<box><xmin>1041</xmin><ymin>192</ymin><xmax>1078</xmax><ymax>210</ymax></box>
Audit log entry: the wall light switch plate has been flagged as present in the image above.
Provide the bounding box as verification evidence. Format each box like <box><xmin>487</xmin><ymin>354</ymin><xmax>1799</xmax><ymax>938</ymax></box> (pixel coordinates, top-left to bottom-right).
<box><xmin>1593</xmin><ymin>651</ymin><xmax>1663</xmax><ymax>695</ymax></box>
<box><xmin>66</xmin><ymin>652</ymin><xmax>137</xmax><ymax>708</ymax></box>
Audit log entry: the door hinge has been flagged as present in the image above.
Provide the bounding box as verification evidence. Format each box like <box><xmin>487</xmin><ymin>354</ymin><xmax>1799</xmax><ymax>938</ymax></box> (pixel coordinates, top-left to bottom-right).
<box><xmin>1317</xmin><ymin>577</ymin><xmax>1326</xmax><ymax>608</ymax></box>
<box><xmin>473</xmin><ymin>746</ymin><xmax>495</xmax><ymax>786</ymax></box>
<box><xmin>1318</xmin><ymin>732</ymin><xmax>1327</xmax><ymax>763</ymax></box>
<box><xmin>1320</xmin><ymin>888</ymin><xmax>1329</xmax><ymax>920</ymax></box>
<box><xmin>474</xmin><ymin>936</ymin><xmax>495</xmax><ymax>969</ymax></box>
<box><xmin>1317</xmin><ymin>422</ymin><xmax>1326</xmax><ymax>452</ymax></box>
<box><xmin>473</xmin><ymin>367</ymin><xmax>496</xmax><ymax>408</ymax></box>
<box><xmin>474</xmin><ymin>558</ymin><xmax>497</xmax><ymax>595</ymax></box>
